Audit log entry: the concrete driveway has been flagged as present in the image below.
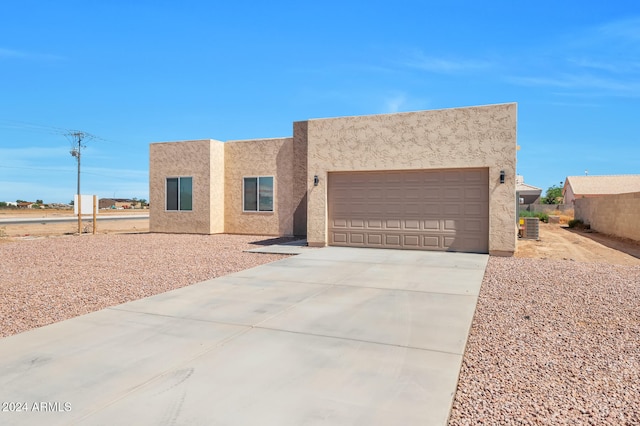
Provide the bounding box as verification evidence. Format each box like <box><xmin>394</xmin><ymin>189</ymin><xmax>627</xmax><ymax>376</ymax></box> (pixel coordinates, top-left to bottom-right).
<box><xmin>0</xmin><ymin>247</ymin><xmax>488</xmax><ymax>425</ymax></box>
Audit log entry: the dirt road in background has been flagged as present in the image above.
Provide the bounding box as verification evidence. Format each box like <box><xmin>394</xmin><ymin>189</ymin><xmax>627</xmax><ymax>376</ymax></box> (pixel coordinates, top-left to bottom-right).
<box><xmin>3</xmin><ymin>211</ymin><xmax>640</xmax><ymax>266</ymax></box>
<box><xmin>516</xmin><ymin>222</ymin><xmax>640</xmax><ymax>265</ymax></box>
<box><xmin>0</xmin><ymin>209</ymin><xmax>148</xmax><ymax>240</ymax></box>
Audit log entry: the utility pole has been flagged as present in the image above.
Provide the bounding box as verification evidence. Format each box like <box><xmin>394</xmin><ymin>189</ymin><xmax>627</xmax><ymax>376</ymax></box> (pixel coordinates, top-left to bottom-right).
<box><xmin>70</xmin><ymin>132</ymin><xmax>84</xmax><ymax>234</ymax></box>
<box><xmin>68</xmin><ymin>131</ymin><xmax>96</xmax><ymax>234</ymax></box>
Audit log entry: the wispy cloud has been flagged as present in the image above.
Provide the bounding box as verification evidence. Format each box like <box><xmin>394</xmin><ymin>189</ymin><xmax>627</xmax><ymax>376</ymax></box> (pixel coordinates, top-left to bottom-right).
<box><xmin>566</xmin><ymin>58</ymin><xmax>638</xmax><ymax>74</ymax></box>
<box><xmin>0</xmin><ymin>47</ymin><xmax>63</xmax><ymax>61</ymax></box>
<box><xmin>509</xmin><ymin>74</ymin><xmax>640</xmax><ymax>96</ymax></box>
<box><xmin>384</xmin><ymin>93</ymin><xmax>407</xmax><ymax>113</ymax></box>
<box><xmin>403</xmin><ymin>51</ymin><xmax>493</xmax><ymax>73</ymax></box>
<box><xmin>381</xmin><ymin>92</ymin><xmax>430</xmax><ymax>114</ymax></box>
<box><xmin>597</xmin><ymin>17</ymin><xmax>640</xmax><ymax>42</ymax></box>
<box><xmin>507</xmin><ymin>16</ymin><xmax>640</xmax><ymax>98</ymax></box>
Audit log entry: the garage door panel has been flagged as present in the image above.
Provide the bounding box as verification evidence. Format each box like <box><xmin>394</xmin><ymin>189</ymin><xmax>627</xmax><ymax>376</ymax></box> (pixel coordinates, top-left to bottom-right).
<box><xmin>464</xmin><ymin>169</ymin><xmax>485</xmax><ymax>182</ymax></box>
<box><xmin>367</xmin><ymin>234</ymin><xmax>383</xmax><ymax>245</ymax></box>
<box><xmin>443</xmin><ymin>220</ymin><xmax>457</xmax><ymax>231</ymax></box>
<box><xmin>424</xmin><ymin>219</ymin><xmax>440</xmax><ymax>230</ymax></box>
<box><xmin>404</xmin><ymin>203</ymin><xmax>421</xmax><ymax>215</ymax></box>
<box><xmin>443</xmin><ymin>236</ymin><xmax>456</xmax><ymax>248</ymax></box>
<box><xmin>333</xmin><ymin>218</ymin><xmax>348</xmax><ymax>228</ymax></box>
<box><xmin>349</xmin><ymin>233</ymin><xmax>365</xmax><ymax>244</ymax></box>
<box><xmin>367</xmin><ymin>219</ymin><xmax>383</xmax><ymax>229</ymax></box>
<box><xmin>385</xmin><ymin>205</ymin><xmax>403</xmax><ymax>215</ymax></box>
<box><xmin>464</xmin><ymin>203</ymin><xmax>487</xmax><ymax>216</ymax></box>
<box><xmin>405</xmin><ymin>187</ymin><xmax>421</xmax><ymax>199</ymax></box>
<box><xmin>423</xmin><ymin>188</ymin><xmax>441</xmax><ymax>199</ymax></box>
<box><xmin>463</xmin><ymin>219</ymin><xmax>484</xmax><ymax>232</ymax></box>
<box><xmin>384</xmin><ymin>173</ymin><xmax>403</xmax><ymax>184</ymax></box>
<box><xmin>386</xmin><ymin>219</ymin><xmax>401</xmax><ymax>229</ymax></box>
<box><xmin>403</xmin><ymin>235</ymin><xmax>421</xmax><ymax>247</ymax></box>
<box><xmin>443</xmin><ymin>188</ymin><xmax>463</xmax><ymax>200</ymax></box>
<box><xmin>366</xmin><ymin>188</ymin><xmax>384</xmax><ymax>199</ymax></box>
<box><xmin>464</xmin><ymin>187</ymin><xmax>486</xmax><ymax>200</ymax></box>
<box><xmin>333</xmin><ymin>232</ymin><xmax>348</xmax><ymax>243</ymax></box>
<box><xmin>443</xmin><ymin>204</ymin><xmax>462</xmax><ymax>215</ymax></box>
<box><xmin>328</xmin><ymin>169</ymin><xmax>488</xmax><ymax>253</ymax></box>
<box><xmin>423</xmin><ymin>236</ymin><xmax>441</xmax><ymax>248</ymax></box>
<box><xmin>404</xmin><ymin>220</ymin><xmax>420</xmax><ymax>230</ymax></box>
<box><xmin>444</xmin><ymin>171</ymin><xmax>463</xmax><ymax>183</ymax></box>
<box><xmin>424</xmin><ymin>204</ymin><xmax>441</xmax><ymax>215</ymax></box>
<box><xmin>350</xmin><ymin>219</ymin><xmax>365</xmax><ymax>228</ymax></box>
<box><xmin>385</xmin><ymin>234</ymin><xmax>401</xmax><ymax>247</ymax></box>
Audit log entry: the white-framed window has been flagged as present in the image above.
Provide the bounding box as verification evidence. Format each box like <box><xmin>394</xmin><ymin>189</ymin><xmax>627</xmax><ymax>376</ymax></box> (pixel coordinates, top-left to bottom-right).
<box><xmin>166</xmin><ymin>177</ymin><xmax>193</xmax><ymax>211</ymax></box>
<box><xmin>243</xmin><ymin>176</ymin><xmax>274</xmax><ymax>212</ymax></box>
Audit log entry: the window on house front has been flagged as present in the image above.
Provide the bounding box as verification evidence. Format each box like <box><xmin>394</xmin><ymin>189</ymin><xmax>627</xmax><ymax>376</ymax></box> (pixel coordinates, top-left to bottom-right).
<box><xmin>166</xmin><ymin>177</ymin><xmax>192</xmax><ymax>211</ymax></box>
<box><xmin>243</xmin><ymin>176</ymin><xmax>273</xmax><ymax>212</ymax></box>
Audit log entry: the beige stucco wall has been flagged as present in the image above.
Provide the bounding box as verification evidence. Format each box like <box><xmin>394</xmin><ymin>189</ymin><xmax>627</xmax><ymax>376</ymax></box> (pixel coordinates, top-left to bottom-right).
<box><xmin>149</xmin><ymin>139</ymin><xmax>224</xmax><ymax>234</ymax></box>
<box><xmin>224</xmin><ymin>138</ymin><xmax>296</xmax><ymax>236</ymax></box>
<box><xmin>304</xmin><ymin>103</ymin><xmax>518</xmax><ymax>255</ymax></box>
<box><xmin>563</xmin><ymin>183</ymin><xmax>576</xmax><ymax>205</ymax></box>
<box><xmin>575</xmin><ymin>192</ymin><xmax>640</xmax><ymax>242</ymax></box>
<box><xmin>292</xmin><ymin>121</ymin><xmax>309</xmax><ymax>236</ymax></box>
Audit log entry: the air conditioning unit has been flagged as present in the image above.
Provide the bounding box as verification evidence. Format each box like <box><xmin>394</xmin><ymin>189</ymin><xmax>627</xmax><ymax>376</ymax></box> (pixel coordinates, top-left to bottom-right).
<box><xmin>522</xmin><ymin>217</ymin><xmax>540</xmax><ymax>240</ymax></box>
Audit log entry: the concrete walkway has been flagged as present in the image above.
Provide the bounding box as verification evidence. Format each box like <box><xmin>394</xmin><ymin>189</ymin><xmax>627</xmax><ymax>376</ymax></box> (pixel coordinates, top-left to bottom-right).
<box><xmin>0</xmin><ymin>247</ymin><xmax>488</xmax><ymax>425</ymax></box>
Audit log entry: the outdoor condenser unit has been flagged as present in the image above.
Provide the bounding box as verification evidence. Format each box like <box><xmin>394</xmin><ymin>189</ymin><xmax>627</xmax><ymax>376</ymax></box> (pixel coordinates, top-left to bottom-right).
<box><xmin>522</xmin><ymin>217</ymin><xmax>540</xmax><ymax>240</ymax></box>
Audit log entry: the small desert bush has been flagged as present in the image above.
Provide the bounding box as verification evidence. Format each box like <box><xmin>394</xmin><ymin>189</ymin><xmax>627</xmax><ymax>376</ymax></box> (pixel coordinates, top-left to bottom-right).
<box><xmin>519</xmin><ymin>210</ymin><xmax>549</xmax><ymax>222</ymax></box>
<box><xmin>568</xmin><ymin>219</ymin><xmax>589</xmax><ymax>229</ymax></box>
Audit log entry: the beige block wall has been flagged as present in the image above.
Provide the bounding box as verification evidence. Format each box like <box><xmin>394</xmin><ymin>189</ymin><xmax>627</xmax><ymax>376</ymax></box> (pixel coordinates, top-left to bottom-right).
<box><xmin>305</xmin><ymin>103</ymin><xmax>518</xmax><ymax>255</ymax></box>
<box><xmin>149</xmin><ymin>139</ymin><xmax>225</xmax><ymax>234</ymax></box>
<box><xmin>224</xmin><ymin>138</ymin><xmax>295</xmax><ymax>236</ymax></box>
<box><xmin>575</xmin><ymin>192</ymin><xmax>640</xmax><ymax>242</ymax></box>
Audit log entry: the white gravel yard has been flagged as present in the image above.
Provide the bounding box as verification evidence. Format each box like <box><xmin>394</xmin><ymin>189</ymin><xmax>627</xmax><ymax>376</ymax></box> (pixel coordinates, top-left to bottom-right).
<box><xmin>449</xmin><ymin>257</ymin><xmax>640</xmax><ymax>425</ymax></box>
<box><xmin>0</xmin><ymin>233</ymin><xmax>289</xmax><ymax>338</ymax></box>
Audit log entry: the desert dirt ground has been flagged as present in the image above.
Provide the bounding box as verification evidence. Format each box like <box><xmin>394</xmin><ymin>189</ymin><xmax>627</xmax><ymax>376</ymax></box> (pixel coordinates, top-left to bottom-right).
<box><xmin>0</xmin><ymin>209</ymin><xmax>148</xmax><ymax>240</ymax></box>
<box><xmin>516</xmin><ymin>222</ymin><xmax>640</xmax><ymax>265</ymax></box>
<box><xmin>2</xmin><ymin>210</ymin><xmax>639</xmax><ymax>264</ymax></box>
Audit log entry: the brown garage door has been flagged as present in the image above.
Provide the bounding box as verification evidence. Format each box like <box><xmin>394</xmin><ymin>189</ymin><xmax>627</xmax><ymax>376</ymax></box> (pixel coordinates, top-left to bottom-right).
<box><xmin>328</xmin><ymin>168</ymin><xmax>489</xmax><ymax>252</ymax></box>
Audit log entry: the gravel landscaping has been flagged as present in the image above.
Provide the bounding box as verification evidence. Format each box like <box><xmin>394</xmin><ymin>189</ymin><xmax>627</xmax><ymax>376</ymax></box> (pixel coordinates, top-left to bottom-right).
<box><xmin>2</xmin><ymin>233</ymin><xmax>639</xmax><ymax>423</ymax></box>
<box><xmin>0</xmin><ymin>233</ymin><xmax>289</xmax><ymax>338</ymax></box>
<box><xmin>449</xmin><ymin>257</ymin><xmax>640</xmax><ymax>425</ymax></box>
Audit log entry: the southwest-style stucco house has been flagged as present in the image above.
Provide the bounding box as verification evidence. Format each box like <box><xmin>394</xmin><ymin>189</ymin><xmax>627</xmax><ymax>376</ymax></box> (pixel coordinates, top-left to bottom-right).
<box><xmin>149</xmin><ymin>103</ymin><xmax>517</xmax><ymax>256</ymax></box>
<box><xmin>563</xmin><ymin>175</ymin><xmax>640</xmax><ymax>205</ymax></box>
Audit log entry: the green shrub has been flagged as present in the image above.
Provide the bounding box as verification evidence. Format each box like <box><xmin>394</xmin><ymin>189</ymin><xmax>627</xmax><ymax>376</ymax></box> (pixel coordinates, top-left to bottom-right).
<box><xmin>519</xmin><ymin>210</ymin><xmax>548</xmax><ymax>222</ymax></box>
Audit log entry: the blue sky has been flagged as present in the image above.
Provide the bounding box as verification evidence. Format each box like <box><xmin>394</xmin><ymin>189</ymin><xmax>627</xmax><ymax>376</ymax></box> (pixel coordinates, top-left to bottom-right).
<box><xmin>1</xmin><ymin>0</ymin><xmax>639</xmax><ymax>203</ymax></box>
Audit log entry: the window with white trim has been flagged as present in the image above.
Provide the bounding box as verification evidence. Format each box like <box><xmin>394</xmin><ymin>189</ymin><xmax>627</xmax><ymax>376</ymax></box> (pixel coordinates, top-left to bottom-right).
<box><xmin>243</xmin><ymin>176</ymin><xmax>273</xmax><ymax>212</ymax></box>
<box><xmin>166</xmin><ymin>177</ymin><xmax>192</xmax><ymax>211</ymax></box>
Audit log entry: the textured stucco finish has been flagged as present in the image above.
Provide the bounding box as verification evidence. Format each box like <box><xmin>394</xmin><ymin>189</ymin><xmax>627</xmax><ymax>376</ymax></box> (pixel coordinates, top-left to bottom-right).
<box><xmin>305</xmin><ymin>104</ymin><xmax>517</xmax><ymax>255</ymax></box>
<box><xmin>575</xmin><ymin>192</ymin><xmax>640</xmax><ymax>242</ymax></box>
<box><xmin>292</xmin><ymin>121</ymin><xmax>309</xmax><ymax>236</ymax></box>
<box><xmin>149</xmin><ymin>103</ymin><xmax>517</xmax><ymax>254</ymax></box>
<box><xmin>149</xmin><ymin>140</ymin><xmax>224</xmax><ymax>234</ymax></box>
<box><xmin>224</xmin><ymin>138</ymin><xmax>296</xmax><ymax>236</ymax></box>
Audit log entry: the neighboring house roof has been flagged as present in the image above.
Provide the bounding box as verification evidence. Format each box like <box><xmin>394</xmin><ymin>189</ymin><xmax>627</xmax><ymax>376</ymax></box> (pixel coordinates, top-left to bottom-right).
<box><xmin>516</xmin><ymin>176</ymin><xmax>542</xmax><ymax>194</ymax></box>
<box><xmin>516</xmin><ymin>182</ymin><xmax>542</xmax><ymax>193</ymax></box>
<box><xmin>565</xmin><ymin>175</ymin><xmax>640</xmax><ymax>196</ymax></box>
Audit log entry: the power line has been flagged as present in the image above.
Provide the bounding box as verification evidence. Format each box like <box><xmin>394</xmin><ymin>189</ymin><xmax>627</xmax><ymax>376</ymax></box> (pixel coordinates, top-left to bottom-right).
<box><xmin>0</xmin><ymin>118</ymin><xmax>115</xmax><ymax>144</ymax></box>
<box><xmin>0</xmin><ymin>164</ymin><xmax>144</xmax><ymax>180</ymax></box>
